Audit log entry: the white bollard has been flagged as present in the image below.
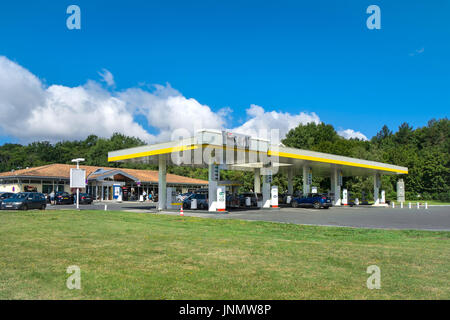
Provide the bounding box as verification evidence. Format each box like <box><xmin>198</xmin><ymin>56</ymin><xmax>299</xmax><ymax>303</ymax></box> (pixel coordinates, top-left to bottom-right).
<box><xmin>408</xmin><ymin>202</ymin><xmax>411</xmax><ymax>209</ymax></box>
<box><xmin>400</xmin><ymin>202</ymin><xmax>403</xmax><ymax>209</ymax></box>
<box><xmin>392</xmin><ymin>202</ymin><xmax>395</xmax><ymax>208</ymax></box>
<box><xmin>104</xmin><ymin>204</ymin><xmax>107</xmax><ymax>211</ymax></box>
<box><xmin>417</xmin><ymin>202</ymin><xmax>420</xmax><ymax>209</ymax></box>
<box><xmin>425</xmin><ymin>202</ymin><xmax>428</xmax><ymax>210</ymax></box>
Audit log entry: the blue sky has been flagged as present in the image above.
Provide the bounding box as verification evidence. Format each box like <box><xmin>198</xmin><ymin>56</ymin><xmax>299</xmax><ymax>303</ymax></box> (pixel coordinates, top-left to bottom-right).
<box><xmin>0</xmin><ymin>0</ymin><xmax>449</xmax><ymax>145</ymax></box>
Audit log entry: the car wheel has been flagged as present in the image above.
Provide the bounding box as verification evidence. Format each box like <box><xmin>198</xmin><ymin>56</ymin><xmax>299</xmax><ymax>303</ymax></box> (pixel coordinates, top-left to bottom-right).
<box><xmin>313</xmin><ymin>202</ymin><xmax>321</xmax><ymax>209</ymax></box>
<box><xmin>292</xmin><ymin>200</ymin><xmax>299</xmax><ymax>208</ymax></box>
<box><xmin>40</xmin><ymin>204</ymin><xmax>46</xmax><ymax>210</ymax></box>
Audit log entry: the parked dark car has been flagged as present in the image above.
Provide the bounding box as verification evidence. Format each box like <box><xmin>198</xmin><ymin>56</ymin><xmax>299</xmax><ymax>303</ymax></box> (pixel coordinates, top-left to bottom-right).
<box><xmin>1</xmin><ymin>192</ymin><xmax>46</xmax><ymax>210</ymax></box>
<box><xmin>183</xmin><ymin>193</ymin><xmax>208</xmax><ymax>210</ymax></box>
<box><xmin>0</xmin><ymin>192</ymin><xmax>15</xmax><ymax>208</ymax></box>
<box><xmin>278</xmin><ymin>192</ymin><xmax>290</xmax><ymax>205</ymax></box>
<box><xmin>74</xmin><ymin>193</ymin><xmax>93</xmax><ymax>205</ymax></box>
<box><xmin>279</xmin><ymin>191</ymin><xmax>304</xmax><ymax>205</ymax></box>
<box><xmin>55</xmin><ymin>192</ymin><xmax>73</xmax><ymax>205</ymax></box>
<box><xmin>291</xmin><ymin>193</ymin><xmax>332</xmax><ymax>209</ymax></box>
<box><xmin>345</xmin><ymin>192</ymin><xmax>359</xmax><ymax>207</ymax></box>
<box><xmin>177</xmin><ymin>192</ymin><xmax>193</xmax><ymax>202</ymax></box>
<box><xmin>226</xmin><ymin>193</ymin><xmax>240</xmax><ymax>208</ymax></box>
<box><xmin>238</xmin><ymin>192</ymin><xmax>260</xmax><ymax>207</ymax></box>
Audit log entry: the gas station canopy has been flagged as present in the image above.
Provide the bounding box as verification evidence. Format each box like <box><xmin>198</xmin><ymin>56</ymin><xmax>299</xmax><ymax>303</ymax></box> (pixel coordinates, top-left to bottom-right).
<box><xmin>108</xmin><ymin>129</ymin><xmax>408</xmax><ymax>177</ymax></box>
<box><xmin>108</xmin><ymin>130</ymin><xmax>408</xmax><ymax>210</ymax></box>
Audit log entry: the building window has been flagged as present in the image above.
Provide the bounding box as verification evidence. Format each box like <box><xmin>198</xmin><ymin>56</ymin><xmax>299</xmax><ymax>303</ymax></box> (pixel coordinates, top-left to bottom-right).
<box><xmin>42</xmin><ymin>184</ymin><xmax>65</xmax><ymax>194</ymax></box>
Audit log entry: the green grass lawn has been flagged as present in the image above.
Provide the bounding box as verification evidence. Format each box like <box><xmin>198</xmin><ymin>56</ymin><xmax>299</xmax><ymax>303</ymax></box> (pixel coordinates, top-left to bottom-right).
<box><xmin>0</xmin><ymin>210</ymin><xmax>449</xmax><ymax>299</ymax></box>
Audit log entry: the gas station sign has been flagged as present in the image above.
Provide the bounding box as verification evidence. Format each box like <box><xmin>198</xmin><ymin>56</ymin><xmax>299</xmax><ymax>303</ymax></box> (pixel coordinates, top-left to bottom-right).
<box><xmin>70</xmin><ymin>168</ymin><xmax>86</xmax><ymax>188</ymax></box>
<box><xmin>216</xmin><ymin>186</ymin><xmax>226</xmax><ymax>211</ymax></box>
<box><xmin>271</xmin><ymin>186</ymin><xmax>278</xmax><ymax>208</ymax></box>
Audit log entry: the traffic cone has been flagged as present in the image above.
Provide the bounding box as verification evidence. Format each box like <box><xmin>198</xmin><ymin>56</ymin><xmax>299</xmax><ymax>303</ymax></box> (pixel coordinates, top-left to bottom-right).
<box><xmin>180</xmin><ymin>206</ymin><xmax>184</xmax><ymax>216</ymax></box>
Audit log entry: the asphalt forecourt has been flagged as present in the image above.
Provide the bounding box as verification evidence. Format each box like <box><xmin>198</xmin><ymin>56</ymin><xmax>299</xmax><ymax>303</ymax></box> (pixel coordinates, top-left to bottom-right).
<box><xmin>167</xmin><ymin>205</ymin><xmax>450</xmax><ymax>231</ymax></box>
<box><xmin>47</xmin><ymin>202</ymin><xmax>450</xmax><ymax>231</ymax></box>
<box><xmin>0</xmin><ymin>209</ymin><xmax>449</xmax><ymax>300</ymax></box>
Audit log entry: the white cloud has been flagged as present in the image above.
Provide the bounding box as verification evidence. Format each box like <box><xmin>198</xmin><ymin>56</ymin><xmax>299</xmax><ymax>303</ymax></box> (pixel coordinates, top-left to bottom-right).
<box><xmin>0</xmin><ymin>57</ymin><xmax>150</xmax><ymax>142</ymax></box>
<box><xmin>231</xmin><ymin>104</ymin><xmax>320</xmax><ymax>138</ymax></box>
<box><xmin>0</xmin><ymin>56</ymin><xmax>45</xmax><ymax>123</ymax></box>
<box><xmin>98</xmin><ymin>68</ymin><xmax>115</xmax><ymax>87</ymax></box>
<box><xmin>338</xmin><ymin>129</ymin><xmax>368</xmax><ymax>141</ymax></box>
<box><xmin>118</xmin><ymin>85</ymin><xmax>225</xmax><ymax>142</ymax></box>
<box><xmin>409</xmin><ymin>47</ymin><xmax>425</xmax><ymax>57</ymax></box>
<box><xmin>0</xmin><ymin>57</ymin><xmax>226</xmax><ymax>143</ymax></box>
<box><xmin>0</xmin><ymin>55</ymin><xmax>368</xmax><ymax>145</ymax></box>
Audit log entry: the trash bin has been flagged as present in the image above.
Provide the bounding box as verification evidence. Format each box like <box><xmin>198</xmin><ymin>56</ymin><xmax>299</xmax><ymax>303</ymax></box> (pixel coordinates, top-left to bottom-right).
<box><xmin>139</xmin><ymin>195</ymin><xmax>144</xmax><ymax>202</ymax></box>
<box><xmin>286</xmin><ymin>196</ymin><xmax>292</xmax><ymax>204</ymax></box>
<box><xmin>245</xmin><ymin>197</ymin><xmax>251</xmax><ymax>206</ymax></box>
<box><xmin>191</xmin><ymin>198</ymin><xmax>197</xmax><ymax>210</ymax></box>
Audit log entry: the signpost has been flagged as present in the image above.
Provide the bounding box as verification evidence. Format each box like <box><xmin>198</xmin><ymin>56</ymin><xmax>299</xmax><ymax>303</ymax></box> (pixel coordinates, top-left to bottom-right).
<box><xmin>70</xmin><ymin>158</ymin><xmax>86</xmax><ymax>210</ymax></box>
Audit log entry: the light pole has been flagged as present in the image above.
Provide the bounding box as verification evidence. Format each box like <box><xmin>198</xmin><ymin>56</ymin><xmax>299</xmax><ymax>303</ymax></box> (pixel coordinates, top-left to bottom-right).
<box><xmin>71</xmin><ymin>158</ymin><xmax>85</xmax><ymax>210</ymax></box>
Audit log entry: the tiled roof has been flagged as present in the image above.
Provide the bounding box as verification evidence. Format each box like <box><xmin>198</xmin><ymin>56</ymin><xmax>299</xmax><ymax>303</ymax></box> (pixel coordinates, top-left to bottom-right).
<box><xmin>0</xmin><ymin>163</ymin><xmax>207</xmax><ymax>185</ymax></box>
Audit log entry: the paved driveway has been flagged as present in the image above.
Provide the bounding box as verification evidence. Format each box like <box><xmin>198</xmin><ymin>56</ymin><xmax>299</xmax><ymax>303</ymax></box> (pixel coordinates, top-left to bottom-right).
<box><xmin>160</xmin><ymin>205</ymin><xmax>450</xmax><ymax>231</ymax></box>
<box><xmin>47</xmin><ymin>201</ymin><xmax>450</xmax><ymax>231</ymax></box>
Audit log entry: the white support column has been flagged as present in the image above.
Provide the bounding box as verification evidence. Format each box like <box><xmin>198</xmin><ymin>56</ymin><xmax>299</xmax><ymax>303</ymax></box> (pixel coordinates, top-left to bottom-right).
<box><xmin>330</xmin><ymin>167</ymin><xmax>342</xmax><ymax>206</ymax></box>
<box><xmin>397</xmin><ymin>179</ymin><xmax>405</xmax><ymax>203</ymax></box>
<box><xmin>262</xmin><ymin>173</ymin><xmax>271</xmax><ymax>208</ymax></box>
<box><xmin>374</xmin><ymin>173</ymin><xmax>380</xmax><ymax>205</ymax></box>
<box><xmin>208</xmin><ymin>164</ymin><xmax>218</xmax><ymax>211</ymax></box>
<box><xmin>158</xmin><ymin>155</ymin><xmax>167</xmax><ymax>210</ymax></box>
<box><xmin>166</xmin><ymin>187</ymin><xmax>176</xmax><ymax>209</ymax></box>
<box><xmin>302</xmin><ymin>166</ymin><xmax>311</xmax><ymax>196</ymax></box>
<box><xmin>254</xmin><ymin>168</ymin><xmax>261</xmax><ymax>193</ymax></box>
<box><xmin>287</xmin><ymin>168</ymin><xmax>294</xmax><ymax>195</ymax></box>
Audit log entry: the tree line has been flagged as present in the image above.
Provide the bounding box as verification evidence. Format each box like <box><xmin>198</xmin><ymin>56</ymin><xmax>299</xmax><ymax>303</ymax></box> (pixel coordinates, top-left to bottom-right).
<box><xmin>0</xmin><ymin>118</ymin><xmax>448</xmax><ymax>201</ymax></box>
